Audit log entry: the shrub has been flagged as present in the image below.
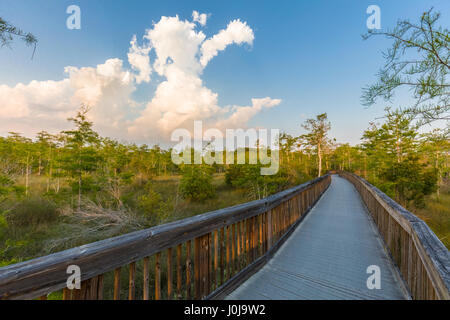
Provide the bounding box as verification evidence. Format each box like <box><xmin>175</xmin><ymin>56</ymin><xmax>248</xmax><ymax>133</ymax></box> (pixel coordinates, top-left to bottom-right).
<box><xmin>6</xmin><ymin>197</ymin><xmax>59</xmax><ymax>228</ymax></box>
<box><xmin>225</xmin><ymin>164</ymin><xmax>291</xmax><ymax>199</ymax></box>
<box><xmin>180</xmin><ymin>166</ymin><xmax>215</xmax><ymax>202</ymax></box>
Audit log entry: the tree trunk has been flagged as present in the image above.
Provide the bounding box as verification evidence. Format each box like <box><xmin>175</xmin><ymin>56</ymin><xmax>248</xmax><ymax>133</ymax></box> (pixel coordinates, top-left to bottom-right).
<box><xmin>78</xmin><ymin>174</ymin><xmax>81</xmax><ymax>210</ymax></box>
<box><xmin>317</xmin><ymin>143</ymin><xmax>322</xmax><ymax>177</ymax></box>
<box><xmin>436</xmin><ymin>151</ymin><xmax>440</xmax><ymax>198</ymax></box>
<box><xmin>25</xmin><ymin>154</ymin><xmax>29</xmax><ymax>196</ymax></box>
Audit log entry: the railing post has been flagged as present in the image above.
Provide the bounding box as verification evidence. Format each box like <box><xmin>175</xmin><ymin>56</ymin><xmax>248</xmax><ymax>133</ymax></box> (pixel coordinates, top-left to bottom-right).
<box><xmin>186</xmin><ymin>240</ymin><xmax>192</xmax><ymax>299</ymax></box>
<box><xmin>266</xmin><ymin>209</ymin><xmax>273</xmax><ymax>250</ymax></box>
<box><xmin>194</xmin><ymin>234</ymin><xmax>211</xmax><ymax>299</ymax></box>
<box><xmin>155</xmin><ymin>252</ymin><xmax>161</xmax><ymax>300</ymax></box>
<box><xmin>194</xmin><ymin>237</ymin><xmax>200</xmax><ymax>299</ymax></box>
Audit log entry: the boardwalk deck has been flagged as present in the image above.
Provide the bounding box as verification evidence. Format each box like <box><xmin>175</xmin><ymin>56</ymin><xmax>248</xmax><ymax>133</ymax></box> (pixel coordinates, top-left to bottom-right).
<box><xmin>226</xmin><ymin>175</ymin><xmax>410</xmax><ymax>300</ymax></box>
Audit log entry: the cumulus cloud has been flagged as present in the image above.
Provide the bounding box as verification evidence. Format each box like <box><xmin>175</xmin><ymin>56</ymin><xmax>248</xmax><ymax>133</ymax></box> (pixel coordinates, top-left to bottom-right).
<box><xmin>128</xmin><ymin>13</ymin><xmax>274</xmax><ymax>142</ymax></box>
<box><xmin>127</xmin><ymin>35</ymin><xmax>152</xmax><ymax>84</ymax></box>
<box><xmin>214</xmin><ymin>98</ymin><xmax>282</xmax><ymax>130</ymax></box>
<box><xmin>0</xmin><ymin>11</ymin><xmax>280</xmax><ymax>144</ymax></box>
<box><xmin>0</xmin><ymin>59</ymin><xmax>135</xmax><ymax>138</ymax></box>
<box><xmin>192</xmin><ymin>10</ymin><xmax>208</xmax><ymax>26</ymax></box>
<box><xmin>65</xmin><ymin>58</ymin><xmax>136</xmax><ymax>137</ymax></box>
<box><xmin>200</xmin><ymin>19</ymin><xmax>254</xmax><ymax>67</ymax></box>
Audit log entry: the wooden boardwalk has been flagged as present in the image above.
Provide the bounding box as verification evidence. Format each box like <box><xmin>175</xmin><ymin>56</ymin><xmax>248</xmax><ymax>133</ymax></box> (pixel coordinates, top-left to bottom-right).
<box><xmin>226</xmin><ymin>175</ymin><xmax>410</xmax><ymax>300</ymax></box>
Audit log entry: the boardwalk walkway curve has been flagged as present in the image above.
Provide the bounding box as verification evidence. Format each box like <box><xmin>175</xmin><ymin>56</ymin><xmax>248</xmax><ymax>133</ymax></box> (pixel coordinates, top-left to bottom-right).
<box><xmin>227</xmin><ymin>175</ymin><xmax>409</xmax><ymax>299</ymax></box>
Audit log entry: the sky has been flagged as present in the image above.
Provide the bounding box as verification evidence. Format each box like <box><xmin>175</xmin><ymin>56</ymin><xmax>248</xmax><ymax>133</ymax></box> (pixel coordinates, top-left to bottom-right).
<box><xmin>0</xmin><ymin>0</ymin><xmax>449</xmax><ymax>146</ymax></box>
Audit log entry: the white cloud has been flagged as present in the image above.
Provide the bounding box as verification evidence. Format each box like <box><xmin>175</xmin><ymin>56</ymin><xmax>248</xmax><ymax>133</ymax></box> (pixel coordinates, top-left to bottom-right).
<box><xmin>0</xmin><ymin>59</ymin><xmax>135</xmax><ymax>138</ymax></box>
<box><xmin>0</xmin><ymin>79</ymin><xmax>71</xmax><ymax>119</ymax></box>
<box><xmin>127</xmin><ymin>35</ymin><xmax>152</xmax><ymax>84</ymax></box>
<box><xmin>215</xmin><ymin>98</ymin><xmax>282</xmax><ymax>130</ymax></box>
<box><xmin>128</xmin><ymin>14</ymin><xmax>274</xmax><ymax>142</ymax></box>
<box><xmin>0</xmin><ymin>12</ymin><xmax>280</xmax><ymax>144</ymax></box>
<box><xmin>65</xmin><ymin>58</ymin><xmax>136</xmax><ymax>137</ymax></box>
<box><xmin>200</xmin><ymin>19</ymin><xmax>254</xmax><ymax>67</ymax></box>
<box><xmin>192</xmin><ymin>10</ymin><xmax>208</xmax><ymax>26</ymax></box>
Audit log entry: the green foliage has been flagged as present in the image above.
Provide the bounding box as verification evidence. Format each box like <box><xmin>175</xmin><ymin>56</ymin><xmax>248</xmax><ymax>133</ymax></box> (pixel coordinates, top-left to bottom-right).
<box><xmin>60</xmin><ymin>106</ymin><xmax>102</xmax><ymax>208</ymax></box>
<box><xmin>358</xmin><ymin>109</ymin><xmax>440</xmax><ymax>208</ymax></box>
<box><xmin>180</xmin><ymin>165</ymin><xmax>215</xmax><ymax>202</ymax></box>
<box><xmin>362</xmin><ymin>8</ymin><xmax>449</xmax><ymax>124</ymax></box>
<box><xmin>0</xmin><ymin>17</ymin><xmax>37</xmax><ymax>48</ymax></box>
<box><xmin>138</xmin><ymin>190</ymin><xmax>162</xmax><ymax>214</ymax></box>
<box><xmin>362</xmin><ymin>108</ymin><xmax>418</xmax><ymax>170</ymax></box>
<box><xmin>135</xmin><ymin>184</ymin><xmax>172</xmax><ymax>224</ymax></box>
<box><xmin>0</xmin><ymin>174</ymin><xmax>13</xmax><ymax>201</ymax></box>
<box><xmin>380</xmin><ymin>157</ymin><xmax>437</xmax><ymax>207</ymax></box>
<box><xmin>225</xmin><ymin>164</ymin><xmax>290</xmax><ymax>200</ymax></box>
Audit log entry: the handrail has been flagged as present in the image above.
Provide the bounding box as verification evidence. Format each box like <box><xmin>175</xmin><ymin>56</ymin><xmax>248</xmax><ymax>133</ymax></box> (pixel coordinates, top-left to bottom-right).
<box><xmin>0</xmin><ymin>174</ymin><xmax>331</xmax><ymax>300</ymax></box>
<box><xmin>338</xmin><ymin>171</ymin><xmax>450</xmax><ymax>300</ymax></box>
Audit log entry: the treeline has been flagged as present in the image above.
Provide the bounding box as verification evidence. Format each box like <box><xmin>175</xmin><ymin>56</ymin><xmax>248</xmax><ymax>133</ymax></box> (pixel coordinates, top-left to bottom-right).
<box><xmin>0</xmin><ymin>107</ymin><xmax>449</xmax><ymax>265</ymax></box>
<box><xmin>332</xmin><ymin>109</ymin><xmax>449</xmax><ymax>208</ymax></box>
<box><xmin>0</xmin><ymin>107</ymin><xmax>448</xmax><ymax>212</ymax></box>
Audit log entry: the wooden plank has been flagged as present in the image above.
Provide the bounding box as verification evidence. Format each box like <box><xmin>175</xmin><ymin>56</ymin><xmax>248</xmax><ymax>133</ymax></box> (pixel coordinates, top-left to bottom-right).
<box><xmin>204</xmin><ymin>234</ymin><xmax>211</xmax><ymax>297</ymax></box>
<box><xmin>253</xmin><ymin>216</ymin><xmax>258</xmax><ymax>260</ymax></box>
<box><xmin>155</xmin><ymin>253</ymin><xmax>161</xmax><ymax>300</ymax></box>
<box><xmin>186</xmin><ymin>240</ymin><xmax>192</xmax><ymax>299</ymax></box>
<box><xmin>259</xmin><ymin>213</ymin><xmax>263</xmax><ymax>256</ymax></box>
<box><xmin>213</xmin><ymin>230</ymin><xmax>218</xmax><ymax>290</ymax></box>
<box><xmin>219</xmin><ymin>228</ymin><xmax>224</xmax><ymax>286</ymax></box>
<box><xmin>262</xmin><ymin>212</ymin><xmax>267</xmax><ymax>253</ymax></box>
<box><xmin>143</xmin><ymin>257</ymin><xmax>149</xmax><ymax>300</ymax></box>
<box><xmin>78</xmin><ymin>279</ymin><xmax>89</xmax><ymax>300</ymax></box>
<box><xmin>236</xmin><ymin>222</ymin><xmax>241</xmax><ymax>264</ymax></box>
<box><xmin>231</xmin><ymin>224</ymin><xmax>236</xmax><ymax>276</ymax></box>
<box><xmin>72</xmin><ymin>285</ymin><xmax>81</xmax><ymax>300</ymax></box>
<box><xmin>194</xmin><ymin>234</ymin><xmax>211</xmax><ymax>299</ymax></box>
<box><xmin>266</xmin><ymin>210</ymin><xmax>272</xmax><ymax>250</ymax></box>
<box><xmin>226</xmin><ymin>226</ymin><xmax>230</xmax><ymax>280</ymax></box>
<box><xmin>62</xmin><ymin>287</ymin><xmax>71</xmax><ymax>300</ymax></box>
<box><xmin>113</xmin><ymin>267</ymin><xmax>121</xmax><ymax>300</ymax></box>
<box><xmin>410</xmin><ymin>223</ymin><xmax>450</xmax><ymax>300</ymax></box>
<box><xmin>194</xmin><ymin>237</ymin><xmax>201</xmax><ymax>299</ymax></box>
<box><xmin>97</xmin><ymin>274</ymin><xmax>103</xmax><ymax>300</ymax></box>
<box><xmin>245</xmin><ymin>218</ymin><xmax>253</xmax><ymax>265</ymax></box>
<box><xmin>88</xmin><ymin>276</ymin><xmax>98</xmax><ymax>300</ymax></box>
<box><xmin>208</xmin><ymin>232</ymin><xmax>213</xmax><ymax>294</ymax></box>
<box><xmin>167</xmin><ymin>247</ymin><xmax>172</xmax><ymax>300</ymax></box>
<box><xmin>128</xmin><ymin>262</ymin><xmax>136</xmax><ymax>300</ymax></box>
<box><xmin>176</xmin><ymin>244</ymin><xmax>182</xmax><ymax>299</ymax></box>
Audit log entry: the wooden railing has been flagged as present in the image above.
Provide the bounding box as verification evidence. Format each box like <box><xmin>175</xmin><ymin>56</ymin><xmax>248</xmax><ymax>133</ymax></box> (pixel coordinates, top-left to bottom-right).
<box><xmin>339</xmin><ymin>171</ymin><xmax>450</xmax><ymax>300</ymax></box>
<box><xmin>0</xmin><ymin>175</ymin><xmax>331</xmax><ymax>300</ymax></box>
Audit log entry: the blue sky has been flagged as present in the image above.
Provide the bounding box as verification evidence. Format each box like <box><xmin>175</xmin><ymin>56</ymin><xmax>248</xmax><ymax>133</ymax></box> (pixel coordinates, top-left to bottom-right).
<box><xmin>0</xmin><ymin>0</ymin><xmax>449</xmax><ymax>145</ymax></box>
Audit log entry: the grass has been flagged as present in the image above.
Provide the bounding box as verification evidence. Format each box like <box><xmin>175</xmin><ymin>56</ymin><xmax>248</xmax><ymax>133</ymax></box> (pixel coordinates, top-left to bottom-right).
<box><xmin>0</xmin><ymin>173</ymin><xmax>251</xmax><ymax>265</ymax></box>
<box><xmin>152</xmin><ymin>173</ymin><xmax>249</xmax><ymax>221</ymax></box>
<box><xmin>413</xmin><ymin>186</ymin><xmax>450</xmax><ymax>249</ymax></box>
